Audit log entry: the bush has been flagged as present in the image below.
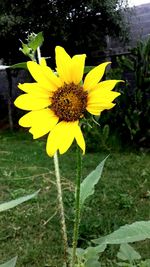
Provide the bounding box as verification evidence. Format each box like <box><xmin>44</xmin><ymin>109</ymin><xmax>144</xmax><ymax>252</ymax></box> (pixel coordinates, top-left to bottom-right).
<box><xmin>102</xmin><ymin>39</ymin><xmax>150</xmax><ymax>149</ymax></box>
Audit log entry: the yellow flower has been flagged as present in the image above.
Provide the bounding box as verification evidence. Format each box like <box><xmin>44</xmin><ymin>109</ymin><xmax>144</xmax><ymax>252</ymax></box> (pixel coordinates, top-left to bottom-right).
<box><xmin>14</xmin><ymin>46</ymin><xmax>121</xmax><ymax>157</ymax></box>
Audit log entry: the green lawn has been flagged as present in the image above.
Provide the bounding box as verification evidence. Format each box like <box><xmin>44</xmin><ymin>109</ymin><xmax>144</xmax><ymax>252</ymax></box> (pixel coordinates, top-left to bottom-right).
<box><xmin>0</xmin><ymin>130</ymin><xmax>150</xmax><ymax>266</ymax></box>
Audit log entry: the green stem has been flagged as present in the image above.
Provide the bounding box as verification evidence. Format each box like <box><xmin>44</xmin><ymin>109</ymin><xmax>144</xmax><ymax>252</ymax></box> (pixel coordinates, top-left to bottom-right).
<box><xmin>72</xmin><ymin>146</ymin><xmax>82</xmax><ymax>267</ymax></box>
<box><xmin>53</xmin><ymin>152</ymin><xmax>69</xmax><ymax>267</ymax></box>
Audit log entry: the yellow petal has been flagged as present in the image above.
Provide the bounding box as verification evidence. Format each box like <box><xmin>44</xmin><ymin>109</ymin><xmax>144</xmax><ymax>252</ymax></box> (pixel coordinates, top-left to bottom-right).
<box><xmin>14</xmin><ymin>94</ymin><xmax>51</xmax><ymax>110</ymax></box>
<box><xmin>29</xmin><ymin>111</ymin><xmax>59</xmax><ymax>139</ymax></box>
<box><xmin>71</xmin><ymin>54</ymin><xmax>86</xmax><ymax>84</ymax></box>
<box><xmin>46</xmin><ymin>121</ymin><xmax>78</xmax><ymax>157</ymax></box>
<box><xmin>27</xmin><ymin>61</ymin><xmax>50</xmax><ymax>87</ymax></box>
<box><xmin>19</xmin><ymin>111</ymin><xmax>36</xmax><ymax>127</ymax></box>
<box><xmin>19</xmin><ymin>109</ymin><xmax>58</xmax><ymax>138</ymax></box>
<box><xmin>41</xmin><ymin>65</ymin><xmax>62</xmax><ymax>88</ymax></box>
<box><xmin>88</xmin><ymin>90</ymin><xmax>120</xmax><ymax>104</ymax></box>
<box><xmin>86</xmin><ymin>107</ymin><xmax>102</xmax><ymax>115</ymax></box>
<box><xmin>39</xmin><ymin>57</ymin><xmax>62</xmax><ymax>87</ymax></box>
<box><xmin>75</xmin><ymin>125</ymin><xmax>85</xmax><ymax>154</ymax></box>
<box><xmin>55</xmin><ymin>46</ymin><xmax>72</xmax><ymax>84</ymax></box>
<box><xmin>83</xmin><ymin>62</ymin><xmax>111</xmax><ymax>91</ymax></box>
<box><xmin>91</xmin><ymin>80</ymin><xmax>124</xmax><ymax>92</ymax></box>
<box><xmin>27</xmin><ymin>61</ymin><xmax>57</xmax><ymax>90</ymax></box>
<box><xmin>87</xmin><ymin>103</ymin><xmax>115</xmax><ymax>115</ymax></box>
<box><xmin>59</xmin><ymin>122</ymin><xmax>78</xmax><ymax>154</ymax></box>
<box><xmin>18</xmin><ymin>83</ymin><xmax>52</xmax><ymax>97</ymax></box>
<box><xmin>86</xmin><ymin>79</ymin><xmax>121</xmax><ymax>116</ymax></box>
<box><xmin>19</xmin><ymin>109</ymin><xmax>57</xmax><ymax>128</ymax></box>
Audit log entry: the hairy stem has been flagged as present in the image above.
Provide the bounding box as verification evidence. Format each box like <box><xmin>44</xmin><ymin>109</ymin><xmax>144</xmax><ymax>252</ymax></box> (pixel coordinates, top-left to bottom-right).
<box><xmin>53</xmin><ymin>152</ymin><xmax>69</xmax><ymax>267</ymax></box>
<box><xmin>71</xmin><ymin>146</ymin><xmax>82</xmax><ymax>267</ymax></box>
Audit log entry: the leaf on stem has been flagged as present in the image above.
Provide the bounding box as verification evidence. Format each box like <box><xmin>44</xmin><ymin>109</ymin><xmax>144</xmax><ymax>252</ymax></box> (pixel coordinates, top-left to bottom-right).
<box><xmin>0</xmin><ymin>256</ymin><xmax>17</xmax><ymax>267</ymax></box>
<box><xmin>0</xmin><ymin>190</ymin><xmax>40</xmax><ymax>212</ymax></box>
<box><xmin>117</xmin><ymin>243</ymin><xmax>141</xmax><ymax>262</ymax></box>
<box><xmin>28</xmin><ymin>32</ymin><xmax>44</xmax><ymax>51</ymax></box>
<box><xmin>10</xmin><ymin>62</ymin><xmax>27</xmax><ymax>69</ymax></box>
<box><xmin>93</xmin><ymin>220</ymin><xmax>150</xmax><ymax>245</ymax></box>
<box><xmin>80</xmin><ymin>156</ymin><xmax>108</xmax><ymax>208</ymax></box>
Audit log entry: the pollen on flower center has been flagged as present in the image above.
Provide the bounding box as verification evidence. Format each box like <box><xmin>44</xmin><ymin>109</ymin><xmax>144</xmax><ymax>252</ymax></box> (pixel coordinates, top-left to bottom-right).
<box><xmin>51</xmin><ymin>83</ymin><xmax>88</xmax><ymax>121</ymax></box>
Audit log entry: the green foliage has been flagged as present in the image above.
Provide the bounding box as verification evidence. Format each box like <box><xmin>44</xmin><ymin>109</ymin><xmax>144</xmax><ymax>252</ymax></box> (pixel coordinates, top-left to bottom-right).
<box><xmin>19</xmin><ymin>32</ymin><xmax>44</xmax><ymax>61</ymax></box>
<box><xmin>69</xmin><ymin>245</ymin><xmax>105</xmax><ymax>266</ymax></box>
<box><xmin>0</xmin><ymin>257</ymin><xmax>17</xmax><ymax>267</ymax></box>
<box><xmin>10</xmin><ymin>62</ymin><xmax>27</xmax><ymax>69</ymax></box>
<box><xmin>116</xmin><ymin>244</ymin><xmax>150</xmax><ymax>267</ymax></box>
<box><xmin>1</xmin><ymin>32</ymin><xmax>43</xmax><ymax>71</ymax></box>
<box><xmin>84</xmin><ymin>66</ymin><xmax>94</xmax><ymax>74</ymax></box>
<box><xmin>83</xmin><ymin>120</ymin><xmax>111</xmax><ymax>152</ymax></box>
<box><xmin>102</xmin><ymin>124</ymin><xmax>110</xmax><ymax>143</ymax></box>
<box><xmin>115</xmin><ymin>193</ymin><xmax>134</xmax><ymax>209</ymax></box>
<box><xmin>104</xmin><ymin>38</ymin><xmax>150</xmax><ymax>148</ymax></box>
<box><xmin>93</xmin><ymin>221</ymin><xmax>150</xmax><ymax>245</ymax></box>
<box><xmin>80</xmin><ymin>157</ymin><xmax>108</xmax><ymax>207</ymax></box>
<box><xmin>74</xmin><ymin>221</ymin><xmax>150</xmax><ymax>266</ymax></box>
<box><xmin>0</xmin><ymin>0</ymin><xmax>130</xmax><ymax>64</ymax></box>
<box><xmin>0</xmin><ymin>166</ymin><xmax>40</xmax><ymax>267</ymax></box>
<box><xmin>27</xmin><ymin>32</ymin><xmax>44</xmax><ymax>52</ymax></box>
<box><xmin>0</xmin><ymin>190</ymin><xmax>40</xmax><ymax>212</ymax></box>
<box><xmin>117</xmin><ymin>243</ymin><xmax>141</xmax><ymax>262</ymax></box>
<box><xmin>75</xmin><ymin>153</ymin><xmax>149</xmax><ymax>266</ymax></box>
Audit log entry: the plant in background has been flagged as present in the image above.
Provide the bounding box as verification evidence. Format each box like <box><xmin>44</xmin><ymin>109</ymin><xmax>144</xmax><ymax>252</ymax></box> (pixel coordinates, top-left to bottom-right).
<box><xmin>1</xmin><ymin>32</ymin><xmax>150</xmax><ymax>267</ymax></box>
<box><xmin>105</xmin><ymin>38</ymin><xmax>150</xmax><ymax>148</ymax></box>
<box><xmin>83</xmin><ymin>121</ymin><xmax>110</xmax><ymax>152</ymax></box>
<box><xmin>116</xmin><ymin>243</ymin><xmax>150</xmax><ymax>267</ymax></box>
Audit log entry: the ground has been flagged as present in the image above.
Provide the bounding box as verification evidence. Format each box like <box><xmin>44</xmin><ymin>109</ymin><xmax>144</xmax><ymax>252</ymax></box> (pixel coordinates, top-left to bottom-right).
<box><xmin>0</xmin><ymin>130</ymin><xmax>150</xmax><ymax>266</ymax></box>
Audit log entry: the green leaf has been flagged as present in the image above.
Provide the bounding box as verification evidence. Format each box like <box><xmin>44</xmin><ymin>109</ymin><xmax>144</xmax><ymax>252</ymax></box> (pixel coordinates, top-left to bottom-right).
<box><xmin>0</xmin><ymin>256</ymin><xmax>17</xmax><ymax>267</ymax></box>
<box><xmin>76</xmin><ymin>248</ymin><xmax>85</xmax><ymax>258</ymax></box>
<box><xmin>116</xmin><ymin>263</ymin><xmax>131</xmax><ymax>266</ymax></box>
<box><xmin>80</xmin><ymin>157</ymin><xmax>108</xmax><ymax>207</ymax></box>
<box><xmin>0</xmin><ymin>190</ymin><xmax>40</xmax><ymax>212</ymax></box>
<box><xmin>84</xmin><ymin>66</ymin><xmax>94</xmax><ymax>74</ymax></box>
<box><xmin>28</xmin><ymin>32</ymin><xmax>44</xmax><ymax>51</ymax></box>
<box><xmin>93</xmin><ymin>221</ymin><xmax>150</xmax><ymax>245</ymax></box>
<box><xmin>0</xmin><ymin>62</ymin><xmax>27</xmax><ymax>70</ymax></box>
<box><xmin>102</xmin><ymin>124</ymin><xmax>109</xmax><ymax>141</ymax></box>
<box><xmin>140</xmin><ymin>259</ymin><xmax>150</xmax><ymax>267</ymax></box>
<box><xmin>10</xmin><ymin>62</ymin><xmax>27</xmax><ymax>69</ymax></box>
<box><xmin>85</xmin><ymin>258</ymin><xmax>101</xmax><ymax>267</ymax></box>
<box><xmin>85</xmin><ymin>244</ymin><xmax>107</xmax><ymax>258</ymax></box>
<box><xmin>20</xmin><ymin>42</ymin><xmax>32</xmax><ymax>56</ymax></box>
<box><xmin>84</xmin><ymin>245</ymin><xmax>105</xmax><ymax>267</ymax></box>
<box><xmin>117</xmin><ymin>243</ymin><xmax>141</xmax><ymax>261</ymax></box>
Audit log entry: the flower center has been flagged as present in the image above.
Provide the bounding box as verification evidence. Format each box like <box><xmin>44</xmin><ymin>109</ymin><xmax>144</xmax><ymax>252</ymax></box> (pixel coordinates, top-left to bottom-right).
<box><xmin>51</xmin><ymin>83</ymin><xmax>88</xmax><ymax>122</ymax></box>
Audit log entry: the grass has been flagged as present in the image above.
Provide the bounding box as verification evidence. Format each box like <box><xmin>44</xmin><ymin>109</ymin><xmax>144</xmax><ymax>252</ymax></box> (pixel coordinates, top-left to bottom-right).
<box><xmin>0</xmin><ymin>130</ymin><xmax>150</xmax><ymax>266</ymax></box>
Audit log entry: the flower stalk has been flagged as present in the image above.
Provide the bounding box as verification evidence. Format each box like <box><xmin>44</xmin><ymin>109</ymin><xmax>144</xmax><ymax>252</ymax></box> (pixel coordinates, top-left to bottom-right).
<box><xmin>53</xmin><ymin>152</ymin><xmax>69</xmax><ymax>266</ymax></box>
<box><xmin>71</xmin><ymin>146</ymin><xmax>82</xmax><ymax>267</ymax></box>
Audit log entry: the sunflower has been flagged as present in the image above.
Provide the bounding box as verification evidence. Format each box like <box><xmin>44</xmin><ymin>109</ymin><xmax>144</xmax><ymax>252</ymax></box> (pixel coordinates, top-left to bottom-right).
<box><xmin>14</xmin><ymin>46</ymin><xmax>121</xmax><ymax>156</ymax></box>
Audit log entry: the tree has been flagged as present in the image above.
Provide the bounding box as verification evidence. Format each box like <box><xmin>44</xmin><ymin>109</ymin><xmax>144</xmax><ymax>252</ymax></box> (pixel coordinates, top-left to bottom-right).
<box><xmin>0</xmin><ymin>0</ymin><xmax>130</xmax><ymax>65</ymax></box>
